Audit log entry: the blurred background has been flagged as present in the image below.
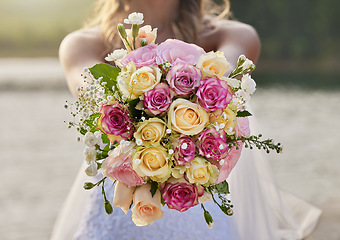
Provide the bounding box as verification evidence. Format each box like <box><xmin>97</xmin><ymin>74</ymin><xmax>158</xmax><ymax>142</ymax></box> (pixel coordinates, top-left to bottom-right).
<box><xmin>0</xmin><ymin>0</ymin><xmax>339</xmax><ymax>239</ymax></box>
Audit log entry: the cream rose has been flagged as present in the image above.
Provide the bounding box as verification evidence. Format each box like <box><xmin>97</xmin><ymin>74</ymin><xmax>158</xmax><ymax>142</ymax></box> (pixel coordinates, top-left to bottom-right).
<box><xmin>168</xmin><ymin>99</ymin><xmax>208</xmax><ymax>135</ymax></box>
<box><xmin>131</xmin><ymin>183</ymin><xmax>164</xmax><ymax>226</ymax></box>
<box><xmin>134</xmin><ymin>118</ymin><xmax>166</xmax><ymax>145</ymax></box>
<box><xmin>197</xmin><ymin>51</ymin><xmax>230</xmax><ymax>78</ymax></box>
<box><xmin>112</xmin><ymin>181</ymin><xmax>136</xmax><ymax>214</ymax></box>
<box><xmin>133</xmin><ymin>146</ymin><xmax>171</xmax><ymax>182</ymax></box>
<box><xmin>186</xmin><ymin>156</ymin><xmax>219</xmax><ymax>186</ymax></box>
<box><xmin>117</xmin><ymin>63</ymin><xmax>161</xmax><ymax>100</ymax></box>
<box><xmin>209</xmin><ymin>107</ymin><xmax>237</xmax><ymax>135</ymax></box>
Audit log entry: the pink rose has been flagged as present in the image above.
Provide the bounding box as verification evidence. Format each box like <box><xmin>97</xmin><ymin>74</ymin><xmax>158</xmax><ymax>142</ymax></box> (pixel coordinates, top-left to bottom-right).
<box><xmin>120</xmin><ymin>44</ymin><xmax>157</xmax><ymax>68</ymax></box>
<box><xmin>166</xmin><ymin>59</ymin><xmax>202</xmax><ymax>96</ymax></box>
<box><xmin>215</xmin><ymin>142</ymin><xmax>243</xmax><ymax>184</ymax></box>
<box><xmin>173</xmin><ymin>135</ymin><xmax>196</xmax><ymax>165</ymax></box>
<box><xmin>143</xmin><ymin>83</ymin><xmax>173</xmax><ymax>116</ymax></box>
<box><xmin>161</xmin><ymin>178</ymin><xmax>204</xmax><ymax>212</ymax></box>
<box><xmin>102</xmin><ymin>141</ymin><xmax>143</xmax><ymax>187</ymax></box>
<box><xmin>98</xmin><ymin>102</ymin><xmax>134</xmax><ymax>143</ymax></box>
<box><xmin>236</xmin><ymin>117</ymin><xmax>251</xmax><ymax>137</ymax></box>
<box><xmin>197</xmin><ymin>128</ymin><xmax>229</xmax><ymax>161</ymax></box>
<box><xmin>156</xmin><ymin>39</ymin><xmax>205</xmax><ymax>65</ymax></box>
<box><xmin>196</xmin><ymin>77</ymin><xmax>232</xmax><ymax>112</ymax></box>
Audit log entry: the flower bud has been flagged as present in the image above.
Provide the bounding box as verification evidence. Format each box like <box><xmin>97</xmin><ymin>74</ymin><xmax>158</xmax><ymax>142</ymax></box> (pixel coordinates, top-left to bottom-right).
<box><xmin>132</xmin><ymin>24</ymin><xmax>140</xmax><ymax>38</ymax></box>
<box><xmin>203</xmin><ymin>209</ymin><xmax>214</xmax><ymax>229</ymax></box>
<box><xmin>104</xmin><ymin>199</ymin><xmax>113</xmax><ymax>214</ymax></box>
<box><xmin>83</xmin><ymin>182</ymin><xmax>95</xmax><ymax>190</ymax></box>
<box><xmin>118</xmin><ymin>23</ymin><xmax>127</xmax><ymax>39</ymax></box>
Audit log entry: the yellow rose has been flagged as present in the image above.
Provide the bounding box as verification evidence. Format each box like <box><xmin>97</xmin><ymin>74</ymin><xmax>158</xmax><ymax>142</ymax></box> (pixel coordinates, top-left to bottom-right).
<box><xmin>168</xmin><ymin>99</ymin><xmax>208</xmax><ymax>135</ymax></box>
<box><xmin>186</xmin><ymin>156</ymin><xmax>219</xmax><ymax>186</ymax></box>
<box><xmin>131</xmin><ymin>183</ymin><xmax>164</xmax><ymax>226</ymax></box>
<box><xmin>134</xmin><ymin>118</ymin><xmax>166</xmax><ymax>145</ymax></box>
<box><xmin>197</xmin><ymin>51</ymin><xmax>230</xmax><ymax>79</ymax></box>
<box><xmin>209</xmin><ymin>107</ymin><xmax>237</xmax><ymax>135</ymax></box>
<box><xmin>125</xmin><ymin>25</ymin><xmax>157</xmax><ymax>51</ymax></box>
<box><xmin>117</xmin><ymin>63</ymin><xmax>161</xmax><ymax>100</ymax></box>
<box><xmin>133</xmin><ymin>146</ymin><xmax>171</xmax><ymax>182</ymax></box>
<box><xmin>112</xmin><ymin>181</ymin><xmax>136</xmax><ymax>214</ymax></box>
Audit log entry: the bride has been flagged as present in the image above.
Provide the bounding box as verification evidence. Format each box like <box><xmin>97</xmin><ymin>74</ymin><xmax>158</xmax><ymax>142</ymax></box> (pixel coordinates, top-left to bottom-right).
<box><xmin>52</xmin><ymin>0</ymin><xmax>321</xmax><ymax>239</ymax></box>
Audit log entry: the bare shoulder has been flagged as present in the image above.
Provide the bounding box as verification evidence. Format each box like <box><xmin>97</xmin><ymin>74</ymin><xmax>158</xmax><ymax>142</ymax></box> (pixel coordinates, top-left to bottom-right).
<box><xmin>200</xmin><ymin>18</ymin><xmax>261</xmax><ymax>63</ymax></box>
<box><xmin>59</xmin><ymin>27</ymin><xmax>106</xmax><ymax>70</ymax></box>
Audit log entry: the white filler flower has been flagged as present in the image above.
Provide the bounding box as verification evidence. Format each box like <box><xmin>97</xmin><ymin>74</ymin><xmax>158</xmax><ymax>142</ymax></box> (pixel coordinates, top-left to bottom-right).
<box><xmin>241</xmin><ymin>74</ymin><xmax>256</xmax><ymax>95</ymax></box>
<box><xmin>105</xmin><ymin>49</ymin><xmax>128</xmax><ymax>62</ymax></box>
<box><xmin>124</xmin><ymin>12</ymin><xmax>144</xmax><ymax>25</ymax></box>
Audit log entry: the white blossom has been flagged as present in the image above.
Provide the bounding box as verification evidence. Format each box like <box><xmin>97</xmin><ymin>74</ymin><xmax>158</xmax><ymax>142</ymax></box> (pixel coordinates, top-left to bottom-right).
<box><xmin>84</xmin><ymin>146</ymin><xmax>96</xmax><ymax>164</ymax></box>
<box><xmin>124</xmin><ymin>12</ymin><xmax>144</xmax><ymax>25</ymax></box>
<box><xmin>83</xmin><ymin>132</ymin><xmax>99</xmax><ymax>147</ymax></box>
<box><xmin>241</xmin><ymin>74</ymin><xmax>256</xmax><ymax>95</ymax></box>
<box><xmin>105</xmin><ymin>49</ymin><xmax>128</xmax><ymax>62</ymax></box>
<box><xmin>85</xmin><ymin>161</ymin><xmax>98</xmax><ymax>176</ymax></box>
<box><xmin>198</xmin><ymin>191</ymin><xmax>213</xmax><ymax>204</ymax></box>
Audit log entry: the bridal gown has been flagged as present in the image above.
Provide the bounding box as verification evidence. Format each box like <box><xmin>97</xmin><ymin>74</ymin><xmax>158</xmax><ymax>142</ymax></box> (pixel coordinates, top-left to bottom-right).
<box><xmin>50</xmin><ymin>117</ymin><xmax>321</xmax><ymax>240</ymax></box>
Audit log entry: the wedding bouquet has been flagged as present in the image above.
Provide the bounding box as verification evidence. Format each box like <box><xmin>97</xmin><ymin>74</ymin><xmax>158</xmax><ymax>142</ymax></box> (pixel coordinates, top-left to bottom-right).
<box><xmin>65</xmin><ymin>12</ymin><xmax>281</xmax><ymax>228</ymax></box>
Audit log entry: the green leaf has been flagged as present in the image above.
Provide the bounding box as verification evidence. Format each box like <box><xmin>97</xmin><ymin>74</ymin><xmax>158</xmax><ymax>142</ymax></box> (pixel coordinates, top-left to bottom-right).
<box><xmin>79</xmin><ymin>127</ymin><xmax>87</xmax><ymax>135</ymax></box>
<box><xmin>89</xmin><ymin>63</ymin><xmax>120</xmax><ymax>93</ymax></box>
<box><xmin>128</xmin><ymin>98</ymin><xmax>142</xmax><ymax>120</ymax></box>
<box><xmin>150</xmin><ymin>181</ymin><xmax>158</xmax><ymax>197</ymax></box>
<box><xmin>236</xmin><ymin>110</ymin><xmax>252</xmax><ymax>117</ymax></box>
<box><xmin>214</xmin><ymin>181</ymin><xmax>230</xmax><ymax>194</ymax></box>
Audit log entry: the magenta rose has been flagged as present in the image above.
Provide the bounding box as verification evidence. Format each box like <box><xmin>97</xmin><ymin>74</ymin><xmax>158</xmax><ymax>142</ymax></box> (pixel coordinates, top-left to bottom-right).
<box><xmin>215</xmin><ymin>142</ymin><xmax>243</xmax><ymax>184</ymax></box>
<box><xmin>235</xmin><ymin>117</ymin><xmax>251</xmax><ymax>137</ymax></box>
<box><xmin>99</xmin><ymin>102</ymin><xmax>134</xmax><ymax>143</ymax></box>
<box><xmin>102</xmin><ymin>141</ymin><xmax>144</xmax><ymax>187</ymax></box>
<box><xmin>173</xmin><ymin>135</ymin><xmax>196</xmax><ymax>165</ymax></box>
<box><xmin>196</xmin><ymin>77</ymin><xmax>232</xmax><ymax>112</ymax></box>
<box><xmin>156</xmin><ymin>39</ymin><xmax>205</xmax><ymax>65</ymax></box>
<box><xmin>166</xmin><ymin>59</ymin><xmax>202</xmax><ymax>96</ymax></box>
<box><xmin>197</xmin><ymin>128</ymin><xmax>229</xmax><ymax>161</ymax></box>
<box><xmin>120</xmin><ymin>44</ymin><xmax>157</xmax><ymax>68</ymax></box>
<box><xmin>143</xmin><ymin>83</ymin><xmax>173</xmax><ymax>116</ymax></box>
<box><xmin>161</xmin><ymin>178</ymin><xmax>204</xmax><ymax>212</ymax></box>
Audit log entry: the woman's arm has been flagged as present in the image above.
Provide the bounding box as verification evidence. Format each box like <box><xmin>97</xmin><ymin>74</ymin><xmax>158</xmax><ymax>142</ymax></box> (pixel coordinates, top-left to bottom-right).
<box><xmin>215</xmin><ymin>20</ymin><xmax>261</xmax><ymax>71</ymax></box>
<box><xmin>59</xmin><ymin>28</ymin><xmax>107</xmax><ymax>98</ymax></box>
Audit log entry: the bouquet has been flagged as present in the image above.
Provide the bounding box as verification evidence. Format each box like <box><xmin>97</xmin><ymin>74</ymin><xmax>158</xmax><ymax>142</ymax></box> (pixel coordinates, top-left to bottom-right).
<box><xmin>65</xmin><ymin>12</ymin><xmax>282</xmax><ymax>228</ymax></box>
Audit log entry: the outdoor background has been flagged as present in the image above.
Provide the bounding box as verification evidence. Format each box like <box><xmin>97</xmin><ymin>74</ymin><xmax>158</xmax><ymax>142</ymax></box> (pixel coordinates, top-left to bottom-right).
<box><xmin>0</xmin><ymin>0</ymin><xmax>339</xmax><ymax>239</ymax></box>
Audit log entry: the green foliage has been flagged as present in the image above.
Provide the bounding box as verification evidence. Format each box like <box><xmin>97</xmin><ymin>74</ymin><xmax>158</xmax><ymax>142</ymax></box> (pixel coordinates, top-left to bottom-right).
<box><xmin>89</xmin><ymin>64</ymin><xmax>120</xmax><ymax>95</ymax></box>
<box><xmin>212</xmin><ymin>181</ymin><xmax>230</xmax><ymax>195</ymax></box>
<box><xmin>150</xmin><ymin>180</ymin><xmax>159</xmax><ymax>197</ymax></box>
<box><xmin>236</xmin><ymin>110</ymin><xmax>252</xmax><ymax>117</ymax></box>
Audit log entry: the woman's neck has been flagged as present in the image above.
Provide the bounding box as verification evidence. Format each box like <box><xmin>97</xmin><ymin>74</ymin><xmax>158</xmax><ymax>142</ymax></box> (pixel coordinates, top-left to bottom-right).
<box><xmin>126</xmin><ymin>0</ymin><xmax>180</xmax><ymax>32</ymax></box>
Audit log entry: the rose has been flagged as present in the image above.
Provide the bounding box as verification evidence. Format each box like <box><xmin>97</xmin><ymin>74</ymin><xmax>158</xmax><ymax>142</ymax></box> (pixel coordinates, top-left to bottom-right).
<box><xmin>209</xmin><ymin>107</ymin><xmax>237</xmax><ymax>135</ymax></box>
<box><xmin>215</xmin><ymin>142</ymin><xmax>243</xmax><ymax>184</ymax></box>
<box><xmin>112</xmin><ymin>181</ymin><xmax>136</xmax><ymax>214</ymax></box>
<box><xmin>168</xmin><ymin>99</ymin><xmax>208</xmax><ymax>135</ymax></box>
<box><xmin>117</xmin><ymin>63</ymin><xmax>161</xmax><ymax>100</ymax></box>
<box><xmin>120</xmin><ymin>44</ymin><xmax>157</xmax><ymax>68</ymax></box>
<box><xmin>161</xmin><ymin>177</ymin><xmax>204</xmax><ymax>212</ymax></box>
<box><xmin>124</xmin><ymin>25</ymin><xmax>157</xmax><ymax>51</ymax></box>
<box><xmin>133</xmin><ymin>146</ymin><xmax>171</xmax><ymax>182</ymax></box>
<box><xmin>186</xmin><ymin>156</ymin><xmax>219</xmax><ymax>185</ymax></box>
<box><xmin>156</xmin><ymin>39</ymin><xmax>205</xmax><ymax>65</ymax></box>
<box><xmin>173</xmin><ymin>135</ymin><xmax>196</xmax><ymax>165</ymax></box>
<box><xmin>134</xmin><ymin>118</ymin><xmax>166</xmax><ymax>145</ymax></box>
<box><xmin>143</xmin><ymin>83</ymin><xmax>173</xmax><ymax>116</ymax></box>
<box><xmin>131</xmin><ymin>183</ymin><xmax>164</xmax><ymax>226</ymax></box>
<box><xmin>98</xmin><ymin>102</ymin><xmax>134</xmax><ymax>143</ymax></box>
<box><xmin>196</xmin><ymin>51</ymin><xmax>230</xmax><ymax>78</ymax></box>
<box><xmin>197</xmin><ymin>128</ymin><xmax>229</xmax><ymax>161</ymax></box>
<box><xmin>235</xmin><ymin>117</ymin><xmax>250</xmax><ymax>137</ymax></box>
<box><xmin>102</xmin><ymin>141</ymin><xmax>144</xmax><ymax>187</ymax></box>
<box><xmin>196</xmin><ymin>77</ymin><xmax>232</xmax><ymax>112</ymax></box>
<box><xmin>166</xmin><ymin>59</ymin><xmax>202</xmax><ymax>96</ymax></box>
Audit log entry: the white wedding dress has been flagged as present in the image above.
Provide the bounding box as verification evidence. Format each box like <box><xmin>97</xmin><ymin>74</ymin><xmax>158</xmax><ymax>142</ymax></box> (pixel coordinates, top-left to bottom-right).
<box><xmin>50</xmin><ymin>118</ymin><xmax>321</xmax><ymax>240</ymax></box>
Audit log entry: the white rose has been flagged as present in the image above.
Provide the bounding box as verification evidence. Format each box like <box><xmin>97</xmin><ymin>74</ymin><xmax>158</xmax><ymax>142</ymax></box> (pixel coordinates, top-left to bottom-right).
<box><xmin>241</xmin><ymin>74</ymin><xmax>256</xmax><ymax>94</ymax></box>
<box><xmin>124</xmin><ymin>12</ymin><xmax>144</xmax><ymax>25</ymax></box>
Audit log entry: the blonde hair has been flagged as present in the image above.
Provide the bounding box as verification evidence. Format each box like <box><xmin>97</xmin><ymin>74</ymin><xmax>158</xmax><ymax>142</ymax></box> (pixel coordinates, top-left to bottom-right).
<box><xmin>85</xmin><ymin>0</ymin><xmax>230</xmax><ymax>52</ymax></box>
